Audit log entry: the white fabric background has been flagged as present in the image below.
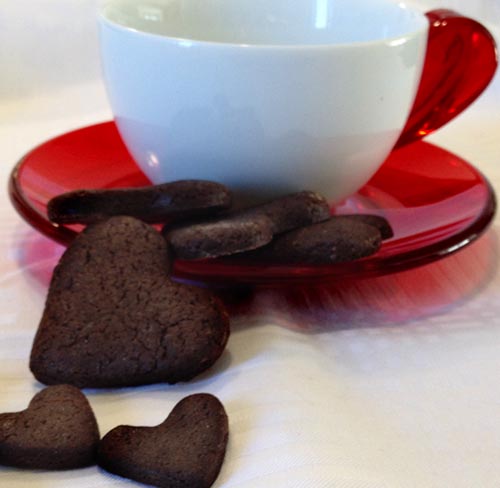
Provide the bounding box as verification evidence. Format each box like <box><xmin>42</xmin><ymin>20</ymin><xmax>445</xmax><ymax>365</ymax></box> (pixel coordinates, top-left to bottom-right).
<box><xmin>1</xmin><ymin>1</ymin><xmax>500</xmax><ymax>487</ymax></box>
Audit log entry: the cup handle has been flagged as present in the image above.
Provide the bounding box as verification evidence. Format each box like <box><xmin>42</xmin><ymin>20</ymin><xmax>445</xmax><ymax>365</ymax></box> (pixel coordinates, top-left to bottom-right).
<box><xmin>395</xmin><ymin>9</ymin><xmax>498</xmax><ymax>148</ymax></box>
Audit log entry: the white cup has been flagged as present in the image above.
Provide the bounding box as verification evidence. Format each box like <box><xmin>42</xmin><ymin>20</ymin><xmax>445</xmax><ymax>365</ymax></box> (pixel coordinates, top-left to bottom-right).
<box><xmin>98</xmin><ymin>0</ymin><xmax>495</xmax><ymax>203</ymax></box>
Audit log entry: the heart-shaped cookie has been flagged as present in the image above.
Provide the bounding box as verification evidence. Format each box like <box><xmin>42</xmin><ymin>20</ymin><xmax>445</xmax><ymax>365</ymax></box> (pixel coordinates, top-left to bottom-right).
<box><xmin>0</xmin><ymin>385</ymin><xmax>99</xmax><ymax>470</ymax></box>
<box><xmin>98</xmin><ymin>393</ymin><xmax>228</xmax><ymax>488</ymax></box>
<box><xmin>30</xmin><ymin>216</ymin><xmax>230</xmax><ymax>388</ymax></box>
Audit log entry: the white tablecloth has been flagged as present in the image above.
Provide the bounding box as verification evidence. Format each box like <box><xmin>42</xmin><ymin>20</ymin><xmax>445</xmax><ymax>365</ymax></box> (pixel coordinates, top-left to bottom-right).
<box><xmin>1</xmin><ymin>1</ymin><xmax>500</xmax><ymax>487</ymax></box>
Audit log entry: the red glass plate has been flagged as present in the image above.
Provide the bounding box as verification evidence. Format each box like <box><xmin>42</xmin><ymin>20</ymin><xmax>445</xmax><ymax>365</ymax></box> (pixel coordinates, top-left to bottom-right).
<box><xmin>9</xmin><ymin>121</ymin><xmax>496</xmax><ymax>285</ymax></box>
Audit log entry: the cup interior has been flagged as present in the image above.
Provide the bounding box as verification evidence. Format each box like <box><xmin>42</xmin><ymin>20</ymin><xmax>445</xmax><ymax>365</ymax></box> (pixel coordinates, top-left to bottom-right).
<box><xmin>101</xmin><ymin>0</ymin><xmax>427</xmax><ymax>46</ymax></box>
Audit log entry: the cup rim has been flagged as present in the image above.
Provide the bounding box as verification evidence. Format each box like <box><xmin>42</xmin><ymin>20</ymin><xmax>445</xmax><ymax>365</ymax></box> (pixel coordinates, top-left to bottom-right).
<box><xmin>98</xmin><ymin>1</ymin><xmax>429</xmax><ymax>50</ymax></box>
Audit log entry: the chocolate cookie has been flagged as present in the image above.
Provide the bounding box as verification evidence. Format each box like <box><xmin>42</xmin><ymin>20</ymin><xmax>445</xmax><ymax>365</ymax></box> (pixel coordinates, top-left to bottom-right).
<box><xmin>30</xmin><ymin>216</ymin><xmax>230</xmax><ymax>388</ymax></box>
<box><xmin>0</xmin><ymin>385</ymin><xmax>99</xmax><ymax>470</ymax></box>
<box><xmin>335</xmin><ymin>214</ymin><xmax>393</xmax><ymax>240</ymax></box>
<box><xmin>98</xmin><ymin>393</ymin><xmax>228</xmax><ymax>488</ymax></box>
<box><xmin>165</xmin><ymin>214</ymin><xmax>274</xmax><ymax>260</ymax></box>
<box><xmin>246</xmin><ymin>216</ymin><xmax>383</xmax><ymax>264</ymax></box>
<box><xmin>47</xmin><ymin>180</ymin><xmax>232</xmax><ymax>224</ymax></box>
<box><xmin>164</xmin><ymin>191</ymin><xmax>330</xmax><ymax>260</ymax></box>
<box><xmin>241</xmin><ymin>191</ymin><xmax>331</xmax><ymax>234</ymax></box>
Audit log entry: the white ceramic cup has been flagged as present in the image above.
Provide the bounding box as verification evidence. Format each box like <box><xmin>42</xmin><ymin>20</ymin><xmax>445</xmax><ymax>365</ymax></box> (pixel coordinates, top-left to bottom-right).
<box><xmin>98</xmin><ymin>0</ymin><xmax>494</xmax><ymax>203</ymax></box>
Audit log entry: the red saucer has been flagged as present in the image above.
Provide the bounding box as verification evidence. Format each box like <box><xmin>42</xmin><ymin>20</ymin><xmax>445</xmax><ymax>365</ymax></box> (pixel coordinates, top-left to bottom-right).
<box><xmin>9</xmin><ymin>121</ymin><xmax>496</xmax><ymax>285</ymax></box>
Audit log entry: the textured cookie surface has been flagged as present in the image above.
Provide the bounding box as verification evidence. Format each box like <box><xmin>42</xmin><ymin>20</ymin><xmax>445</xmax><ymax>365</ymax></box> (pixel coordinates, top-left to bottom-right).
<box><xmin>335</xmin><ymin>214</ymin><xmax>393</xmax><ymax>240</ymax></box>
<box><xmin>165</xmin><ymin>214</ymin><xmax>274</xmax><ymax>260</ymax></box>
<box><xmin>98</xmin><ymin>393</ymin><xmax>228</xmax><ymax>488</ymax></box>
<box><xmin>0</xmin><ymin>385</ymin><xmax>99</xmax><ymax>470</ymax></box>
<box><xmin>30</xmin><ymin>216</ymin><xmax>230</xmax><ymax>388</ymax></box>
<box><xmin>248</xmin><ymin>217</ymin><xmax>383</xmax><ymax>264</ymax></box>
<box><xmin>164</xmin><ymin>191</ymin><xmax>330</xmax><ymax>260</ymax></box>
<box><xmin>241</xmin><ymin>191</ymin><xmax>331</xmax><ymax>234</ymax></box>
<box><xmin>47</xmin><ymin>180</ymin><xmax>232</xmax><ymax>224</ymax></box>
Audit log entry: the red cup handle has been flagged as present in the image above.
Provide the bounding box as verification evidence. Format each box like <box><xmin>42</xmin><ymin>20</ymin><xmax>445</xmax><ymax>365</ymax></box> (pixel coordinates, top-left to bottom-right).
<box><xmin>396</xmin><ymin>9</ymin><xmax>498</xmax><ymax>148</ymax></box>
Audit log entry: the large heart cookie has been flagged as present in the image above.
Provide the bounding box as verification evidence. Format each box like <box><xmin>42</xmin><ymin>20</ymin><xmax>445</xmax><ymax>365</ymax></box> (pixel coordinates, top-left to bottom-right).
<box><xmin>30</xmin><ymin>216</ymin><xmax>230</xmax><ymax>388</ymax></box>
<box><xmin>0</xmin><ymin>385</ymin><xmax>99</xmax><ymax>470</ymax></box>
<box><xmin>98</xmin><ymin>393</ymin><xmax>228</xmax><ymax>488</ymax></box>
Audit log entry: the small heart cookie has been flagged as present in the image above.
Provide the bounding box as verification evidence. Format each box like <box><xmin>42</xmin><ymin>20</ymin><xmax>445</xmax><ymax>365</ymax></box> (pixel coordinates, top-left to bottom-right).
<box><xmin>30</xmin><ymin>216</ymin><xmax>230</xmax><ymax>388</ymax></box>
<box><xmin>0</xmin><ymin>385</ymin><xmax>99</xmax><ymax>470</ymax></box>
<box><xmin>98</xmin><ymin>393</ymin><xmax>228</xmax><ymax>488</ymax></box>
